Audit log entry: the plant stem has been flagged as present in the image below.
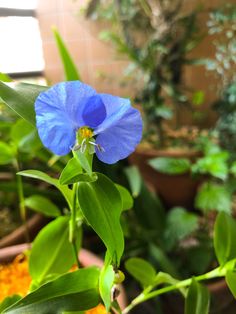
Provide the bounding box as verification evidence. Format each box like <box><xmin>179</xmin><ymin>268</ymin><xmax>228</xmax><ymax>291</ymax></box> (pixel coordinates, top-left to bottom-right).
<box><xmin>14</xmin><ymin>158</ymin><xmax>30</xmax><ymax>243</ymax></box>
<box><xmin>69</xmin><ymin>182</ymin><xmax>80</xmax><ymax>268</ymax></box>
<box><xmin>122</xmin><ymin>266</ymin><xmax>226</xmax><ymax>314</ymax></box>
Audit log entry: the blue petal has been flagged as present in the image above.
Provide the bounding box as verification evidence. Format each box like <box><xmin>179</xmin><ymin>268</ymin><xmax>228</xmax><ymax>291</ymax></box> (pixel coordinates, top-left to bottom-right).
<box><xmin>95</xmin><ymin>106</ymin><xmax>142</xmax><ymax>164</ymax></box>
<box><xmin>82</xmin><ymin>95</ymin><xmax>106</xmax><ymax>128</ymax></box>
<box><xmin>94</xmin><ymin>94</ymin><xmax>131</xmax><ymax>135</ymax></box>
<box><xmin>35</xmin><ymin>81</ymin><xmax>97</xmax><ymax>155</ymax></box>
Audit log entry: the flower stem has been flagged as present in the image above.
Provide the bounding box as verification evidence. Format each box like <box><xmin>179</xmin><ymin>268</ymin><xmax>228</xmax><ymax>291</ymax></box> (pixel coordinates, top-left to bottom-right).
<box><xmin>122</xmin><ymin>266</ymin><xmax>226</xmax><ymax>314</ymax></box>
<box><xmin>69</xmin><ymin>182</ymin><xmax>80</xmax><ymax>268</ymax></box>
<box><xmin>14</xmin><ymin>158</ymin><xmax>30</xmax><ymax>243</ymax></box>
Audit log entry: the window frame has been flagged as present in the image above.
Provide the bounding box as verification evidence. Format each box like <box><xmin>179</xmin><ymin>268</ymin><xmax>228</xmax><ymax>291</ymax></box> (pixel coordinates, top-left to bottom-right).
<box><xmin>0</xmin><ymin>6</ymin><xmax>43</xmax><ymax>78</ymax></box>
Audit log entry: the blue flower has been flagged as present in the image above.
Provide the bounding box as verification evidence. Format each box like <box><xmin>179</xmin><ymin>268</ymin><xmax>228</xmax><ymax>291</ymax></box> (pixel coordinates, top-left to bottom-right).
<box><xmin>35</xmin><ymin>81</ymin><xmax>142</xmax><ymax>164</ymax></box>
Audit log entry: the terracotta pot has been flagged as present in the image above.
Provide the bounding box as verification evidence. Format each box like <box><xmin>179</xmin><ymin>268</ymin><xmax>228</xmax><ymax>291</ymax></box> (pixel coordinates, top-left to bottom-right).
<box><xmin>0</xmin><ymin>243</ymin><xmax>127</xmax><ymax>310</ymax></box>
<box><xmin>129</xmin><ymin>147</ymin><xmax>201</xmax><ymax>210</ymax></box>
<box><xmin>162</xmin><ymin>279</ymin><xmax>235</xmax><ymax>314</ymax></box>
<box><xmin>0</xmin><ymin>214</ymin><xmax>49</xmax><ymax>249</ymax></box>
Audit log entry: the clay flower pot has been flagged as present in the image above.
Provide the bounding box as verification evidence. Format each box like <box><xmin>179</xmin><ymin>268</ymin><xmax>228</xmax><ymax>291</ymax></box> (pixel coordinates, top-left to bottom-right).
<box><xmin>0</xmin><ymin>243</ymin><xmax>127</xmax><ymax>310</ymax></box>
<box><xmin>130</xmin><ymin>147</ymin><xmax>201</xmax><ymax>210</ymax></box>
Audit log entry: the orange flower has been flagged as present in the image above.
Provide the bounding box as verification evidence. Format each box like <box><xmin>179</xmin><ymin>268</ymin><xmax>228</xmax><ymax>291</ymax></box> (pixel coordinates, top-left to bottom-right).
<box><xmin>0</xmin><ymin>255</ymin><xmax>31</xmax><ymax>301</ymax></box>
<box><xmin>86</xmin><ymin>304</ymin><xmax>108</xmax><ymax>314</ymax></box>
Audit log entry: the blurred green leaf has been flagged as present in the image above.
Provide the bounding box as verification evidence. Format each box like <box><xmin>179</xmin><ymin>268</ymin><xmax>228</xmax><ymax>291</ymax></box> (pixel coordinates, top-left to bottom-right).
<box><xmin>163</xmin><ymin>207</ymin><xmax>198</xmax><ymax>251</ymax></box>
<box><xmin>214</xmin><ymin>212</ymin><xmax>236</xmax><ymax>265</ymax></box>
<box><xmin>53</xmin><ymin>27</ymin><xmax>81</xmax><ymax>81</ymax></box>
<box><xmin>125</xmin><ymin>257</ymin><xmax>156</xmax><ymax>288</ymax></box>
<box><xmin>148</xmin><ymin>157</ymin><xmax>191</xmax><ymax>175</ymax></box>
<box><xmin>11</xmin><ymin>119</ymin><xmax>41</xmax><ymax>153</ymax></box>
<box><xmin>4</xmin><ymin>267</ymin><xmax>100</xmax><ymax>314</ymax></box>
<box><xmin>25</xmin><ymin>195</ymin><xmax>60</xmax><ymax>217</ymax></box>
<box><xmin>0</xmin><ymin>82</ymin><xmax>47</xmax><ymax>125</ymax></box>
<box><xmin>0</xmin><ymin>141</ymin><xmax>15</xmax><ymax>164</ymax></box>
<box><xmin>124</xmin><ymin>166</ymin><xmax>142</xmax><ymax>197</ymax></box>
<box><xmin>185</xmin><ymin>279</ymin><xmax>209</xmax><ymax>314</ymax></box>
<box><xmin>0</xmin><ymin>295</ymin><xmax>21</xmax><ymax>312</ymax></box>
<box><xmin>192</xmin><ymin>152</ymin><xmax>229</xmax><ymax>180</ymax></box>
<box><xmin>192</xmin><ymin>90</ymin><xmax>205</xmax><ymax>106</ymax></box>
<box><xmin>78</xmin><ymin>173</ymin><xmax>124</xmax><ymax>266</ymax></box>
<box><xmin>116</xmin><ymin>184</ymin><xmax>133</xmax><ymax>211</ymax></box>
<box><xmin>195</xmin><ymin>182</ymin><xmax>231</xmax><ymax>213</ymax></box>
<box><xmin>226</xmin><ymin>271</ymin><xmax>236</xmax><ymax>298</ymax></box>
<box><xmin>29</xmin><ymin>216</ymin><xmax>81</xmax><ymax>285</ymax></box>
<box><xmin>0</xmin><ymin>73</ymin><xmax>12</xmax><ymax>82</ymax></box>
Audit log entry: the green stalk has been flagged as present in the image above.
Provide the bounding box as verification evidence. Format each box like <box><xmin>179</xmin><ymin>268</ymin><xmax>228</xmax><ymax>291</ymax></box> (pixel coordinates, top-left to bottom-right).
<box><xmin>122</xmin><ymin>266</ymin><xmax>226</xmax><ymax>314</ymax></box>
<box><xmin>14</xmin><ymin>158</ymin><xmax>30</xmax><ymax>243</ymax></box>
<box><xmin>69</xmin><ymin>182</ymin><xmax>80</xmax><ymax>268</ymax></box>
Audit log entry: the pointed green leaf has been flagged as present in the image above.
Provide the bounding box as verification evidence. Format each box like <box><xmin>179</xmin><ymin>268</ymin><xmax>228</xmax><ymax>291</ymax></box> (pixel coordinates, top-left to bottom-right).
<box><xmin>116</xmin><ymin>184</ymin><xmax>133</xmax><ymax>211</ymax></box>
<box><xmin>124</xmin><ymin>166</ymin><xmax>142</xmax><ymax>197</ymax></box>
<box><xmin>185</xmin><ymin>279</ymin><xmax>209</xmax><ymax>314</ymax></box>
<box><xmin>29</xmin><ymin>216</ymin><xmax>81</xmax><ymax>285</ymax></box>
<box><xmin>18</xmin><ymin>170</ymin><xmax>73</xmax><ymax>209</ymax></box>
<box><xmin>53</xmin><ymin>27</ymin><xmax>81</xmax><ymax>81</ymax></box>
<box><xmin>148</xmin><ymin>157</ymin><xmax>191</xmax><ymax>175</ymax></box>
<box><xmin>125</xmin><ymin>257</ymin><xmax>156</xmax><ymax>288</ymax></box>
<box><xmin>99</xmin><ymin>265</ymin><xmax>115</xmax><ymax>311</ymax></box>
<box><xmin>74</xmin><ymin>151</ymin><xmax>92</xmax><ymax>177</ymax></box>
<box><xmin>3</xmin><ymin>267</ymin><xmax>100</xmax><ymax>314</ymax></box>
<box><xmin>226</xmin><ymin>271</ymin><xmax>236</xmax><ymax>298</ymax></box>
<box><xmin>25</xmin><ymin>195</ymin><xmax>60</xmax><ymax>217</ymax></box>
<box><xmin>0</xmin><ymin>81</ymin><xmax>47</xmax><ymax>125</ymax></box>
<box><xmin>78</xmin><ymin>173</ymin><xmax>124</xmax><ymax>266</ymax></box>
<box><xmin>214</xmin><ymin>212</ymin><xmax>236</xmax><ymax>265</ymax></box>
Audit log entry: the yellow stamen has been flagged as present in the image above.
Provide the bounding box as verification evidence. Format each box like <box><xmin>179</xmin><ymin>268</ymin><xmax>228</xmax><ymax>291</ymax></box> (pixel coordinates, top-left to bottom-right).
<box><xmin>79</xmin><ymin>126</ymin><xmax>93</xmax><ymax>139</ymax></box>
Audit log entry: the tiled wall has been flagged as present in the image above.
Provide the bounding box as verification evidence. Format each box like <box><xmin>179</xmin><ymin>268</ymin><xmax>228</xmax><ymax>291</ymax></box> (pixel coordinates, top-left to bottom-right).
<box><xmin>37</xmin><ymin>0</ymin><xmax>129</xmax><ymax>96</ymax></box>
<box><xmin>37</xmin><ymin>0</ymin><xmax>233</xmax><ymax>127</ymax></box>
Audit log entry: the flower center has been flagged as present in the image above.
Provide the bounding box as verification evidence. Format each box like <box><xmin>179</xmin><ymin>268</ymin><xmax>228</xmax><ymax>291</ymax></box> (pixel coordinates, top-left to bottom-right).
<box><xmin>79</xmin><ymin>126</ymin><xmax>93</xmax><ymax>139</ymax></box>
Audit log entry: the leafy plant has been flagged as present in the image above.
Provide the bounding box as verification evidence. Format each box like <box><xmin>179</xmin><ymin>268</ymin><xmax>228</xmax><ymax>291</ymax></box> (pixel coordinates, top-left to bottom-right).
<box><xmin>85</xmin><ymin>0</ymin><xmax>203</xmax><ymax>147</ymax></box>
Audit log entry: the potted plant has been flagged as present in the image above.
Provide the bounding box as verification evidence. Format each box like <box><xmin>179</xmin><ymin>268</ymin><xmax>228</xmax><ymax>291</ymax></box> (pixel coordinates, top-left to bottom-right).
<box><xmin>84</xmin><ymin>0</ymin><xmax>207</xmax><ymax>209</ymax></box>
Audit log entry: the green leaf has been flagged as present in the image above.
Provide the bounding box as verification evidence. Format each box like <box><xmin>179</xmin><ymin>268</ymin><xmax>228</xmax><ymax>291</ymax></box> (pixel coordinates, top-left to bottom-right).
<box><xmin>59</xmin><ymin>157</ymin><xmax>98</xmax><ymax>185</ymax></box>
<box><xmin>59</xmin><ymin>157</ymin><xmax>82</xmax><ymax>185</ymax></box>
<box><xmin>0</xmin><ymin>141</ymin><xmax>15</xmax><ymax>164</ymax></box>
<box><xmin>0</xmin><ymin>295</ymin><xmax>21</xmax><ymax>312</ymax></box>
<box><xmin>3</xmin><ymin>267</ymin><xmax>100</xmax><ymax>314</ymax></box>
<box><xmin>192</xmin><ymin>152</ymin><xmax>229</xmax><ymax>180</ymax></box>
<box><xmin>185</xmin><ymin>279</ymin><xmax>209</xmax><ymax>314</ymax></box>
<box><xmin>11</xmin><ymin>119</ymin><xmax>41</xmax><ymax>153</ymax></box>
<box><xmin>25</xmin><ymin>195</ymin><xmax>60</xmax><ymax>217</ymax></box>
<box><xmin>195</xmin><ymin>182</ymin><xmax>231</xmax><ymax>213</ymax></box>
<box><xmin>0</xmin><ymin>72</ymin><xmax>12</xmax><ymax>82</ymax></box>
<box><xmin>74</xmin><ymin>151</ymin><xmax>92</xmax><ymax>177</ymax></box>
<box><xmin>125</xmin><ymin>257</ymin><xmax>156</xmax><ymax>288</ymax></box>
<box><xmin>155</xmin><ymin>106</ymin><xmax>173</xmax><ymax>119</ymax></box>
<box><xmin>226</xmin><ymin>271</ymin><xmax>236</xmax><ymax>298</ymax></box>
<box><xmin>192</xmin><ymin>90</ymin><xmax>205</xmax><ymax>106</ymax></box>
<box><xmin>163</xmin><ymin>207</ymin><xmax>198</xmax><ymax>251</ymax></box>
<box><xmin>18</xmin><ymin>170</ymin><xmax>73</xmax><ymax>209</ymax></box>
<box><xmin>124</xmin><ymin>166</ymin><xmax>142</xmax><ymax>197</ymax></box>
<box><xmin>148</xmin><ymin>157</ymin><xmax>191</xmax><ymax>175</ymax></box>
<box><xmin>0</xmin><ymin>81</ymin><xmax>47</xmax><ymax>125</ymax></box>
<box><xmin>77</xmin><ymin>173</ymin><xmax>124</xmax><ymax>266</ymax></box>
<box><xmin>29</xmin><ymin>216</ymin><xmax>80</xmax><ymax>284</ymax></box>
<box><xmin>99</xmin><ymin>265</ymin><xmax>115</xmax><ymax>311</ymax></box>
<box><xmin>53</xmin><ymin>27</ymin><xmax>81</xmax><ymax>81</ymax></box>
<box><xmin>214</xmin><ymin>212</ymin><xmax>236</xmax><ymax>265</ymax></box>
<box><xmin>116</xmin><ymin>184</ymin><xmax>133</xmax><ymax>211</ymax></box>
